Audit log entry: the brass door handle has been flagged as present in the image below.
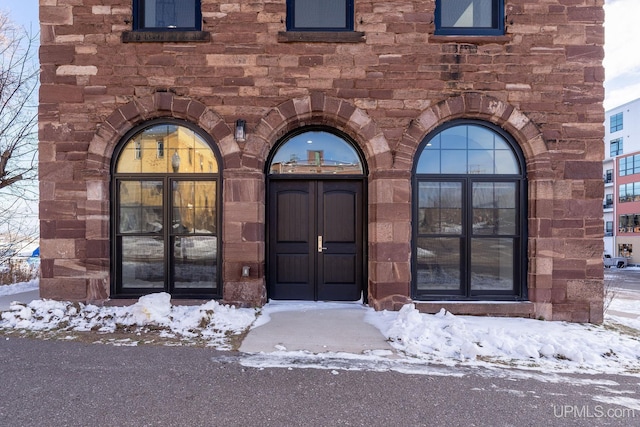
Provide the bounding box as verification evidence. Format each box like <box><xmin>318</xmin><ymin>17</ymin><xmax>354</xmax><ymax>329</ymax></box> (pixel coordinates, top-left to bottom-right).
<box><xmin>318</xmin><ymin>236</ymin><xmax>327</xmax><ymax>252</ymax></box>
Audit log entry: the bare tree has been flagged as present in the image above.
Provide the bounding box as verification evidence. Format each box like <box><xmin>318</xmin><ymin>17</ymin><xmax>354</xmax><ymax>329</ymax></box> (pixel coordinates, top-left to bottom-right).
<box><xmin>0</xmin><ymin>13</ymin><xmax>38</xmax><ymax>191</ymax></box>
<box><xmin>0</xmin><ymin>12</ymin><xmax>39</xmax><ymax>275</ymax></box>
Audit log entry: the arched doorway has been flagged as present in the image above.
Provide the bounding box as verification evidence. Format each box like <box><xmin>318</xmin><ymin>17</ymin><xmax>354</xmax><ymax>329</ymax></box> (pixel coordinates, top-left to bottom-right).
<box><xmin>412</xmin><ymin>119</ymin><xmax>528</xmax><ymax>300</ymax></box>
<box><xmin>111</xmin><ymin>119</ymin><xmax>222</xmax><ymax>298</ymax></box>
<box><xmin>266</xmin><ymin>127</ymin><xmax>367</xmax><ymax>301</ymax></box>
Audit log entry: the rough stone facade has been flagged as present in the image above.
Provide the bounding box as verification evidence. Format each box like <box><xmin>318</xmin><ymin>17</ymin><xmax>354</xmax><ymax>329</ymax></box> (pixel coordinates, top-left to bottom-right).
<box><xmin>38</xmin><ymin>0</ymin><xmax>605</xmax><ymax>322</ymax></box>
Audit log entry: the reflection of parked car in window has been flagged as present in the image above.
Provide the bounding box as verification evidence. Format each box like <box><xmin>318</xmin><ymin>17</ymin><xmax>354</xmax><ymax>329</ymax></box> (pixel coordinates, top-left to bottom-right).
<box><xmin>603</xmin><ymin>254</ymin><xmax>627</xmax><ymax>268</ymax></box>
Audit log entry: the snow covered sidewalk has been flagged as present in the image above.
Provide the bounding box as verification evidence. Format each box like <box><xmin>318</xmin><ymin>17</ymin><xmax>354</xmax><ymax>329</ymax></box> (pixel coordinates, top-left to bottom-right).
<box><xmin>607</xmin><ymin>289</ymin><xmax>640</xmax><ymax>320</ymax></box>
<box><xmin>0</xmin><ymin>279</ymin><xmax>39</xmax><ymax>311</ymax></box>
<box><xmin>0</xmin><ymin>282</ymin><xmax>639</xmax><ymax>376</ymax></box>
<box><xmin>0</xmin><ymin>279</ymin><xmax>39</xmax><ymax>297</ymax></box>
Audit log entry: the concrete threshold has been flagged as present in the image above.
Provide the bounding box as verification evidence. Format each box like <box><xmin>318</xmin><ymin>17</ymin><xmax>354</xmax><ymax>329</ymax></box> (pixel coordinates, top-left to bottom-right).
<box><xmin>239</xmin><ymin>302</ymin><xmax>394</xmax><ymax>355</ymax></box>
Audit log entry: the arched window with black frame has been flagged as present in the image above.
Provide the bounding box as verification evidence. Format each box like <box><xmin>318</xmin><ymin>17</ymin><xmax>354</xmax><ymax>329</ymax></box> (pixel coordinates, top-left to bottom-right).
<box><xmin>412</xmin><ymin>120</ymin><xmax>527</xmax><ymax>300</ymax></box>
<box><xmin>111</xmin><ymin>119</ymin><xmax>221</xmax><ymax>298</ymax></box>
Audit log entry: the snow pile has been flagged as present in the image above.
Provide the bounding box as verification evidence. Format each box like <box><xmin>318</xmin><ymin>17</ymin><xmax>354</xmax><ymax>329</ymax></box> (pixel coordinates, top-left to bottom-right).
<box><xmin>368</xmin><ymin>304</ymin><xmax>640</xmax><ymax>374</ymax></box>
<box><xmin>0</xmin><ymin>292</ymin><xmax>257</xmax><ymax>349</ymax></box>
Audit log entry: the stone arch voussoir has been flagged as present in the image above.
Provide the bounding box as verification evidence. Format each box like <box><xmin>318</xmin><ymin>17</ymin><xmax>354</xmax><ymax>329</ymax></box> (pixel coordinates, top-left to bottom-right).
<box><xmin>88</xmin><ymin>93</ymin><xmax>239</xmax><ymax>173</ymax></box>
<box><xmin>400</xmin><ymin>93</ymin><xmax>550</xmax><ymax>177</ymax></box>
<box><xmin>248</xmin><ymin>93</ymin><xmax>392</xmax><ymax>172</ymax></box>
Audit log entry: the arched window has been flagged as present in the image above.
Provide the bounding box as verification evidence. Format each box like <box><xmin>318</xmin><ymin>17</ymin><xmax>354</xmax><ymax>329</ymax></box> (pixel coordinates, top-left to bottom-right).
<box><xmin>413</xmin><ymin>120</ymin><xmax>527</xmax><ymax>300</ymax></box>
<box><xmin>111</xmin><ymin>120</ymin><xmax>221</xmax><ymax>298</ymax></box>
<box><xmin>268</xmin><ymin>129</ymin><xmax>364</xmax><ymax>175</ymax></box>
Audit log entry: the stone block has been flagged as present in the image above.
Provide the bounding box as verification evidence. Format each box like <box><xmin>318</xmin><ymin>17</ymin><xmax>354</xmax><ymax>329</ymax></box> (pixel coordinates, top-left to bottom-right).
<box><xmin>41</xmin><ymin>238</ymin><xmax>76</xmax><ymax>259</ymax></box>
<box><xmin>414</xmin><ymin>302</ymin><xmax>535</xmax><ymax>318</ymax></box>
<box><xmin>223</xmin><ymin>280</ymin><xmax>267</xmax><ymax>307</ymax></box>
<box><xmin>86</xmin><ymin>278</ymin><xmax>109</xmax><ymax>301</ymax></box>
<box><xmin>372</xmin><ymin>242</ymin><xmax>410</xmax><ymax>263</ymax></box>
<box><xmin>40</xmin><ymin>278</ymin><xmax>87</xmax><ymax>300</ymax></box>
<box><xmin>567</xmin><ymin>279</ymin><xmax>603</xmax><ymax>303</ymax></box>
<box><xmin>40</xmin><ymin>84</ymin><xmax>83</xmax><ymax>103</ymax></box>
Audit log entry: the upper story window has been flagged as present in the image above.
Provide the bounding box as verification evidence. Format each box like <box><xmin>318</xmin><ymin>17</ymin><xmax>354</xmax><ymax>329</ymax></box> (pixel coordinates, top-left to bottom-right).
<box><xmin>610</xmin><ymin>112</ymin><xmax>623</xmax><ymax>133</ymax></box>
<box><xmin>619</xmin><ymin>214</ymin><xmax>640</xmax><ymax>234</ymax></box>
<box><xmin>605</xmin><ymin>168</ymin><xmax>613</xmax><ymax>182</ymax></box>
<box><xmin>605</xmin><ymin>221</ymin><xmax>613</xmax><ymax>234</ymax></box>
<box><xmin>605</xmin><ymin>193</ymin><xmax>613</xmax><ymax>207</ymax></box>
<box><xmin>619</xmin><ymin>182</ymin><xmax>640</xmax><ymax>203</ymax></box>
<box><xmin>611</xmin><ymin>138</ymin><xmax>623</xmax><ymax>157</ymax></box>
<box><xmin>133</xmin><ymin>0</ymin><xmax>202</xmax><ymax>31</ymax></box>
<box><xmin>435</xmin><ymin>0</ymin><xmax>504</xmax><ymax>36</ymax></box>
<box><xmin>619</xmin><ymin>154</ymin><xmax>640</xmax><ymax>177</ymax></box>
<box><xmin>286</xmin><ymin>0</ymin><xmax>354</xmax><ymax>31</ymax></box>
<box><xmin>156</xmin><ymin>140</ymin><xmax>164</xmax><ymax>158</ymax></box>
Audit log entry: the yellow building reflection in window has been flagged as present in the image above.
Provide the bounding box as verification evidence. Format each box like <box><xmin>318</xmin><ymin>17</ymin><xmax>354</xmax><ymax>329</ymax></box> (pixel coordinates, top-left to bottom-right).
<box><xmin>113</xmin><ymin>122</ymin><xmax>220</xmax><ymax>296</ymax></box>
<box><xmin>116</xmin><ymin>124</ymin><xmax>218</xmax><ymax>174</ymax></box>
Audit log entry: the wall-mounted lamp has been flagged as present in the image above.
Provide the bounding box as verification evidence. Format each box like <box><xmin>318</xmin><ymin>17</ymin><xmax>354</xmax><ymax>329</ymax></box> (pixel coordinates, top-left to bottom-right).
<box><xmin>242</xmin><ymin>265</ymin><xmax>250</xmax><ymax>277</ymax></box>
<box><xmin>235</xmin><ymin>119</ymin><xmax>246</xmax><ymax>142</ymax></box>
<box><xmin>171</xmin><ymin>150</ymin><xmax>181</xmax><ymax>172</ymax></box>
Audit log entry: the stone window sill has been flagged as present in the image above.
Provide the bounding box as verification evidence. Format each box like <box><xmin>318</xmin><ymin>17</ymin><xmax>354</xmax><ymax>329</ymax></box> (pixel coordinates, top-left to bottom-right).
<box><xmin>122</xmin><ymin>31</ymin><xmax>211</xmax><ymax>43</ymax></box>
<box><xmin>429</xmin><ymin>35</ymin><xmax>511</xmax><ymax>44</ymax></box>
<box><xmin>278</xmin><ymin>31</ymin><xmax>365</xmax><ymax>43</ymax></box>
<box><xmin>414</xmin><ymin>301</ymin><xmax>534</xmax><ymax>318</ymax></box>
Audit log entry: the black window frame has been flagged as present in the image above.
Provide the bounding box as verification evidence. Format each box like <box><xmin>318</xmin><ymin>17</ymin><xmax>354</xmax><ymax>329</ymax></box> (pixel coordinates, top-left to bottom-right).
<box><xmin>132</xmin><ymin>0</ymin><xmax>202</xmax><ymax>31</ymax></box>
<box><xmin>110</xmin><ymin>118</ymin><xmax>222</xmax><ymax>299</ymax></box>
<box><xmin>605</xmin><ymin>193</ymin><xmax>613</xmax><ymax>208</ymax></box>
<box><xmin>286</xmin><ymin>0</ymin><xmax>354</xmax><ymax>32</ymax></box>
<box><xmin>434</xmin><ymin>0</ymin><xmax>505</xmax><ymax>36</ymax></box>
<box><xmin>412</xmin><ymin>119</ymin><xmax>527</xmax><ymax>301</ymax></box>
<box><xmin>610</xmin><ymin>138</ymin><xmax>623</xmax><ymax>157</ymax></box>
<box><xmin>605</xmin><ymin>221</ymin><xmax>613</xmax><ymax>235</ymax></box>
<box><xmin>610</xmin><ymin>112</ymin><xmax>623</xmax><ymax>133</ymax></box>
<box><xmin>605</xmin><ymin>168</ymin><xmax>613</xmax><ymax>182</ymax></box>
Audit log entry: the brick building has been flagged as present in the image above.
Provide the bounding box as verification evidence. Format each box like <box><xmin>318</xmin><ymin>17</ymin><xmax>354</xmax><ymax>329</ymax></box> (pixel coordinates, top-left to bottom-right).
<box><xmin>603</xmin><ymin>98</ymin><xmax>640</xmax><ymax>264</ymax></box>
<box><xmin>38</xmin><ymin>1</ymin><xmax>605</xmax><ymax>322</ymax></box>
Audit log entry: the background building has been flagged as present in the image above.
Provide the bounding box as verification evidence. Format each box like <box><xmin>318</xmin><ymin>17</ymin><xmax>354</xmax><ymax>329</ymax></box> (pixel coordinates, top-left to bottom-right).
<box><xmin>39</xmin><ymin>1</ymin><xmax>605</xmax><ymax>322</ymax></box>
<box><xmin>603</xmin><ymin>97</ymin><xmax>640</xmax><ymax>264</ymax></box>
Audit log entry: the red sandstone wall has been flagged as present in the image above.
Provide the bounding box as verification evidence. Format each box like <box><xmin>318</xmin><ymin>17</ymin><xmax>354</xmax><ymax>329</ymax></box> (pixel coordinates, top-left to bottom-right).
<box><xmin>38</xmin><ymin>1</ymin><xmax>605</xmax><ymax>322</ymax></box>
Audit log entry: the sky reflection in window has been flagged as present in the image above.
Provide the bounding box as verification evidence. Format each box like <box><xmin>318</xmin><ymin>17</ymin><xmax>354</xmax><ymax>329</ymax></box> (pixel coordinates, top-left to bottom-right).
<box><xmin>269</xmin><ymin>131</ymin><xmax>363</xmax><ymax>174</ymax></box>
<box><xmin>417</xmin><ymin>124</ymin><xmax>519</xmax><ymax>175</ymax></box>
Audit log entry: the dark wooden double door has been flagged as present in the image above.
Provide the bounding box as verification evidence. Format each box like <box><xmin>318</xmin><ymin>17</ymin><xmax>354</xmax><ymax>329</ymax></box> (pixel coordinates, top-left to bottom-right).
<box><xmin>268</xmin><ymin>180</ymin><xmax>364</xmax><ymax>301</ymax></box>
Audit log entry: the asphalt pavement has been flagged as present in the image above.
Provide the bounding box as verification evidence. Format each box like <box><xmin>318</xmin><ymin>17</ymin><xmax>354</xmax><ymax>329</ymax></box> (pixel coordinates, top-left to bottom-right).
<box><xmin>1</xmin><ymin>337</ymin><xmax>638</xmax><ymax>427</ymax></box>
<box><xmin>605</xmin><ymin>266</ymin><xmax>640</xmax><ymax>291</ymax></box>
<box><xmin>1</xmin><ymin>278</ymin><xmax>639</xmax><ymax>425</ymax></box>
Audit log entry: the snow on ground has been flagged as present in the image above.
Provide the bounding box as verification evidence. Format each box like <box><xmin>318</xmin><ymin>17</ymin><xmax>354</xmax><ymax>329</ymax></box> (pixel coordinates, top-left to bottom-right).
<box><xmin>0</xmin><ymin>279</ymin><xmax>639</xmax><ymax>375</ymax></box>
<box><xmin>367</xmin><ymin>303</ymin><xmax>640</xmax><ymax>375</ymax></box>
<box><xmin>0</xmin><ymin>279</ymin><xmax>38</xmax><ymax>296</ymax></box>
<box><xmin>0</xmin><ymin>289</ymin><xmax>257</xmax><ymax>349</ymax></box>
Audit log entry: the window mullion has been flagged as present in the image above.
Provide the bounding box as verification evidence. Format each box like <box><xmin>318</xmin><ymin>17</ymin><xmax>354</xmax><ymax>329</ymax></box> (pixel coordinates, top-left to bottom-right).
<box><xmin>463</xmin><ymin>178</ymin><xmax>471</xmax><ymax>297</ymax></box>
<box><xmin>165</xmin><ymin>176</ymin><xmax>173</xmax><ymax>293</ymax></box>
